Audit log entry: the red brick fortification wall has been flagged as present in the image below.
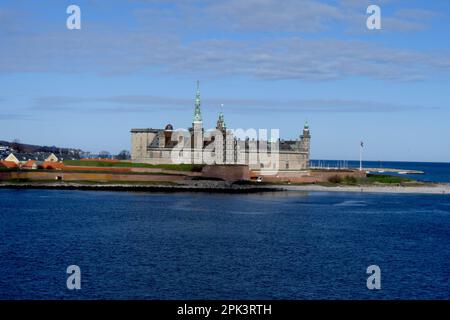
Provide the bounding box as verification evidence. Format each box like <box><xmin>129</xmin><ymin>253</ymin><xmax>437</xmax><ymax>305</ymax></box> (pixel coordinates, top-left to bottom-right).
<box><xmin>250</xmin><ymin>170</ymin><xmax>312</xmax><ymax>183</ymax></box>
<box><xmin>64</xmin><ymin>166</ymin><xmax>202</xmax><ymax>177</ymax></box>
<box><xmin>201</xmin><ymin>165</ymin><xmax>250</xmax><ymax>182</ymax></box>
<box><xmin>0</xmin><ymin>172</ymin><xmax>13</xmax><ymax>180</ymax></box>
<box><xmin>131</xmin><ymin>167</ymin><xmax>202</xmax><ymax>177</ymax></box>
<box><xmin>0</xmin><ymin>171</ymin><xmax>185</xmax><ymax>182</ymax></box>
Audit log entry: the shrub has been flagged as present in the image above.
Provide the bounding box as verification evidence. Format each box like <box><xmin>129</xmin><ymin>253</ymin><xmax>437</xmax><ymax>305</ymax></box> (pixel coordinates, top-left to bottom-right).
<box><xmin>343</xmin><ymin>176</ymin><xmax>358</xmax><ymax>185</ymax></box>
<box><xmin>328</xmin><ymin>175</ymin><xmax>342</xmax><ymax>184</ymax></box>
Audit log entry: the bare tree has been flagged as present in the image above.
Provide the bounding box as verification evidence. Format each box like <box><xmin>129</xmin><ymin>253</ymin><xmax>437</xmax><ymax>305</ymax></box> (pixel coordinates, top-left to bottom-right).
<box><xmin>11</xmin><ymin>138</ymin><xmax>24</xmax><ymax>153</ymax></box>
<box><xmin>116</xmin><ymin>150</ymin><xmax>131</xmax><ymax>160</ymax></box>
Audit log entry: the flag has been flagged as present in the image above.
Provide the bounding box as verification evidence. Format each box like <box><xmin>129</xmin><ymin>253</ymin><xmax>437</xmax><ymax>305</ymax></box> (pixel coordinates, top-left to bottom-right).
<box><xmin>360</xmin><ymin>141</ymin><xmax>364</xmax><ymax>148</ymax></box>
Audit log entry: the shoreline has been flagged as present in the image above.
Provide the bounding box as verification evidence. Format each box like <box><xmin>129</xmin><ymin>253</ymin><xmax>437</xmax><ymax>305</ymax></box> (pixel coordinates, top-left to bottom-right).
<box><xmin>1</xmin><ymin>181</ymin><xmax>450</xmax><ymax>194</ymax></box>
<box><xmin>0</xmin><ymin>182</ymin><xmax>283</xmax><ymax>194</ymax></box>
<box><xmin>281</xmin><ymin>184</ymin><xmax>450</xmax><ymax>194</ymax></box>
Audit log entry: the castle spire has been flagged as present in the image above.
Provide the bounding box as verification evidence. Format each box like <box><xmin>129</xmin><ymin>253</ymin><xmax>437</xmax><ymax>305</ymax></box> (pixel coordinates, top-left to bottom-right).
<box><xmin>216</xmin><ymin>103</ymin><xmax>226</xmax><ymax>130</ymax></box>
<box><xmin>193</xmin><ymin>80</ymin><xmax>202</xmax><ymax>123</ymax></box>
<box><xmin>302</xmin><ymin>120</ymin><xmax>311</xmax><ymax>138</ymax></box>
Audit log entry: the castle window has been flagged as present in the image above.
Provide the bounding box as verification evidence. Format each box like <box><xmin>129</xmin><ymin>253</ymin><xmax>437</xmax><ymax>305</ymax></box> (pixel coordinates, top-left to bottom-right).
<box><xmin>286</xmin><ymin>163</ymin><xmax>289</xmax><ymax>169</ymax></box>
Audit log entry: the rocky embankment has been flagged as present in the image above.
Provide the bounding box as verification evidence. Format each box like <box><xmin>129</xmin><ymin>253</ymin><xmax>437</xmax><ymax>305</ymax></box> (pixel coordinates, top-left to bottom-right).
<box><xmin>0</xmin><ymin>180</ymin><xmax>282</xmax><ymax>193</ymax></box>
<box><xmin>1</xmin><ymin>180</ymin><xmax>449</xmax><ymax>194</ymax></box>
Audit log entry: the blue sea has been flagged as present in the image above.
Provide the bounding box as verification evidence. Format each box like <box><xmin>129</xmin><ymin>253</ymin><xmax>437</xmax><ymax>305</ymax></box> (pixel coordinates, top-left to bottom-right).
<box><xmin>0</xmin><ymin>161</ymin><xmax>449</xmax><ymax>300</ymax></box>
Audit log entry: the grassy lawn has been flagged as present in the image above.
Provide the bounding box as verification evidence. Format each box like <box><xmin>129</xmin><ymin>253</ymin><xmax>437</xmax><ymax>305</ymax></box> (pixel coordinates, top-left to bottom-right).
<box><xmin>63</xmin><ymin>160</ymin><xmax>204</xmax><ymax>172</ymax></box>
<box><xmin>364</xmin><ymin>174</ymin><xmax>412</xmax><ymax>184</ymax></box>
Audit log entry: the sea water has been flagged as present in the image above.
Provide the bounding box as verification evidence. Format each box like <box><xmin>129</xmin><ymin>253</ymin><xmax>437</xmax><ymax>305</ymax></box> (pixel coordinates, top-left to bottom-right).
<box><xmin>0</xmin><ymin>188</ymin><xmax>449</xmax><ymax>299</ymax></box>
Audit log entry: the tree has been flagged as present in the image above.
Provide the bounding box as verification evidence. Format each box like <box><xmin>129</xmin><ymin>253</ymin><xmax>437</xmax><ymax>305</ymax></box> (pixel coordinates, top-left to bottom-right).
<box><xmin>116</xmin><ymin>150</ymin><xmax>131</xmax><ymax>160</ymax></box>
<box><xmin>11</xmin><ymin>138</ymin><xmax>24</xmax><ymax>153</ymax></box>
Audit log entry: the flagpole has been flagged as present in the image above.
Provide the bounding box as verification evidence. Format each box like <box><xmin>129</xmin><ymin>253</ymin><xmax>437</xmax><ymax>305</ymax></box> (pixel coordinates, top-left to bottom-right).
<box><xmin>359</xmin><ymin>141</ymin><xmax>363</xmax><ymax>171</ymax></box>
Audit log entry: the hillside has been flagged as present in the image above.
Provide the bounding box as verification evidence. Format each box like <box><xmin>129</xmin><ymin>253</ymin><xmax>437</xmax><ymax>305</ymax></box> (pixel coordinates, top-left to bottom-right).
<box><xmin>0</xmin><ymin>140</ymin><xmax>83</xmax><ymax>158</ymax></box>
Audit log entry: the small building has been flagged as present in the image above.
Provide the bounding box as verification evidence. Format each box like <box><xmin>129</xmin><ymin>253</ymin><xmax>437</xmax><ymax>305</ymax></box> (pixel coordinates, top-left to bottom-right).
<box><xmin>40</xmin><ymin>161</ymin><xmax>64</xmax><ymax>170</ymax></box>
<box><xmin>5</xmin><ymin>152</ymin><xmax>59</xmax><ymax>165</ymax></box>
<box><xmin>0</xmin><ymin>161</ymin><xmax>18</xmax><ymax>169</ymax></box>
<box><xmin>45</xmin><ymin>153</ymin><xmax>59</xmax><ymax>163</ymax></box>
<box><xmin>21</xmin><ymin>160</ymin><xmax>38</xmax><ymax>170</ymax></box>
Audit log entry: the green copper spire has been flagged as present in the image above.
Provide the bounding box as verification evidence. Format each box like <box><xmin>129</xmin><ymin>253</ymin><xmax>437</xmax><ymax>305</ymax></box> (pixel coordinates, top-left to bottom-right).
<box><xmin>217</xmin><ymin>104</ymin><xmax>226</xmax><ymax>129</ymax></box>
<box><xmin>193</xmin><ymin>80</ymin><xmax>202</xmax><ymax>122</ymax></box>
<box><xmin>304</xmin><ymin>120</ymin><xmax>309</xmax><ymax>129</ymax></box>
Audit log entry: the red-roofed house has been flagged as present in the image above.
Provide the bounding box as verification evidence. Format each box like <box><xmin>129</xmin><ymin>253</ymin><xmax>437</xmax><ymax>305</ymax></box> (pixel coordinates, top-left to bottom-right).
<box><xmin>40</xmin><ymin>161</ymin><xmax>64</xmax><ymax>170</ymax></box>
<box><xmin>0</xmin><ymin>161</ymin><xmax>18</xmax><ymax>169</ymax></box>
<box><xmin>21</xmin><ymin>160</ymin><xmax>38</xmax><ymax>170</ymax></box>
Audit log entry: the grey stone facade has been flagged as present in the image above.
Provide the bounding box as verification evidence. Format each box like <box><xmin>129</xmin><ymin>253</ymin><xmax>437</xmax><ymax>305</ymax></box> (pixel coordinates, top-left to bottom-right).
<box><xmin>131</xmin><ymin>84</ymin><xmax>311</xmax><ymax>171</ymax></box>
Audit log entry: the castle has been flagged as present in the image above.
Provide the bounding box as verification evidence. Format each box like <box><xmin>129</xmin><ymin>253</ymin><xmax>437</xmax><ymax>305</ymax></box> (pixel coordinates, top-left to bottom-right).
<box><xmin>131</xmin><ymin>82</ymin><xmax>311</xmax><ymax>171</ymax></box>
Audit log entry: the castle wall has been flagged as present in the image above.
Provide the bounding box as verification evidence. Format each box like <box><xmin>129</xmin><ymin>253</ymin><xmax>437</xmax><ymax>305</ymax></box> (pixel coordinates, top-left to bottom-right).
<box><xmin>131</xmin><ymin>127</ymin><xmax>311</xmax><ymax>170</ymax></box>
<box><xmin>131</xmin><ymin>130</ymin><xmax>157</xmax><ymax>161</ymax></box>
<box><xmin>131</xmin><ymin>129</ymin><xmax>157</xmax><ymax>162</ymax></box>
<box><xmin>131</xmin><ymin>132</ymin><xmax>310</xmax><ymax>170</ymax></box>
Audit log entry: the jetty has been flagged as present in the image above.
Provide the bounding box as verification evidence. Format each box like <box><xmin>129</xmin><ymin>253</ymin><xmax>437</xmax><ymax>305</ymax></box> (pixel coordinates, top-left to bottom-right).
<box><xmin>310</xmin><ymin>165</ymin><xmax>424</xmax><ymax>175</ymax></box>
<box><xmin>364</xmin><ymin>168</ymin><xmax>424</xmax><ymax>175</ymax></box>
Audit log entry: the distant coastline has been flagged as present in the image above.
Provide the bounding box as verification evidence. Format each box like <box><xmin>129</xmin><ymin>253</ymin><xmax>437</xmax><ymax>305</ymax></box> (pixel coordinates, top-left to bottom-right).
<box><xmin>282</xmin><ymin>184</ymin><xmax>450</xmax><ymax>195</ymax></box>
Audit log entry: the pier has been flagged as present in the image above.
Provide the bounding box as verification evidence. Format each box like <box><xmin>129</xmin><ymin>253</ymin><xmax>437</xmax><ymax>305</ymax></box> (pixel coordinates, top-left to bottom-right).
<box><xmin>310</xmin><ymin>165</ymin><xmax>424</xmax><ymax>175</ymax></box>
<box><xmin>364</xmin><ymin>168</ymin><xmax>424</xmax><ymax>175</ymax></box>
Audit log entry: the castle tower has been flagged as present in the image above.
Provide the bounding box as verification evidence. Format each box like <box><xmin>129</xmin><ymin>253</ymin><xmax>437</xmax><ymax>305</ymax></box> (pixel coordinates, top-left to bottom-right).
<box><xmin>193</xmin><ymin>80</ymin><xmax>202</xmax><ymax>127</ymax></box>
<box><xmin>216</xmin><ymin>104</ymin><xmax>227</xmax><ymax>132</ymax></box>
<box><xmin>192</xmin><ymin>81</ymin><xmax>203</xmax><ymax>164</ymax></box>
<box><xmin>215</xmin><ymin>104</ymin><xmax>227</xmax><ymax>164</ymax></box>
<box><xmin>299</xmin><ymin>121</ymin><xmax>311</xmax><ymax>168</ymax></box>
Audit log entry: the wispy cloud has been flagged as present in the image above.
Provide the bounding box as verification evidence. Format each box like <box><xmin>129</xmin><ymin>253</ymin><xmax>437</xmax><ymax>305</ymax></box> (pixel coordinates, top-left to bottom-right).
<box><xmin>0</xmin><ymin>1</ymin><xmax>448</xmax><ymax>80</ymax></box>
<box><xmin>2</xmin><ymin>30</ymin><xmax>450</xmax><ymax>80</ymax></box>
<box><xmin>134</xmin><ymin>0</ymin><xmax>437</xmax><ymax>33</ymax></box>
<box><xmin>33</xmin><ymin>94</ymin><xmax>436</xmax><ymax>114</ymax></box>
<box><xmin>0</xmin><ymin>113</ymin><xmax>33</xmax><ymax>121</ymax></box>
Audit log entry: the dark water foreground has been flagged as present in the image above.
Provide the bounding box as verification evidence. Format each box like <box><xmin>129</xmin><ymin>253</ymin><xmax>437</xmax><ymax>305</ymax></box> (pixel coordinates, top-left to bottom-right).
<box><xmin>0</xmin><ymin>189</ymin><xmax>449</xmax><ymax>299</ymax></box>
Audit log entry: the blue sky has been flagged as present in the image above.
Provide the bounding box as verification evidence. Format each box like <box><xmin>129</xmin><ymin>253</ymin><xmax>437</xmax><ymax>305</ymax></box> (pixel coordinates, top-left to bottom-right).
<box><xmin>0</xmin><ymin>0</ymin><xmax>449</xmax><ymax>161</ymax></box>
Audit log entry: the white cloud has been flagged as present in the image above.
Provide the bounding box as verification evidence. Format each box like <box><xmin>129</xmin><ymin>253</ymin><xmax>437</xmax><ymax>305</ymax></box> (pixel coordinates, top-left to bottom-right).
<box><xmin>0</xmin><ymin>2</ymin><xmax>448</xmax><ymax>80</ymax></box>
